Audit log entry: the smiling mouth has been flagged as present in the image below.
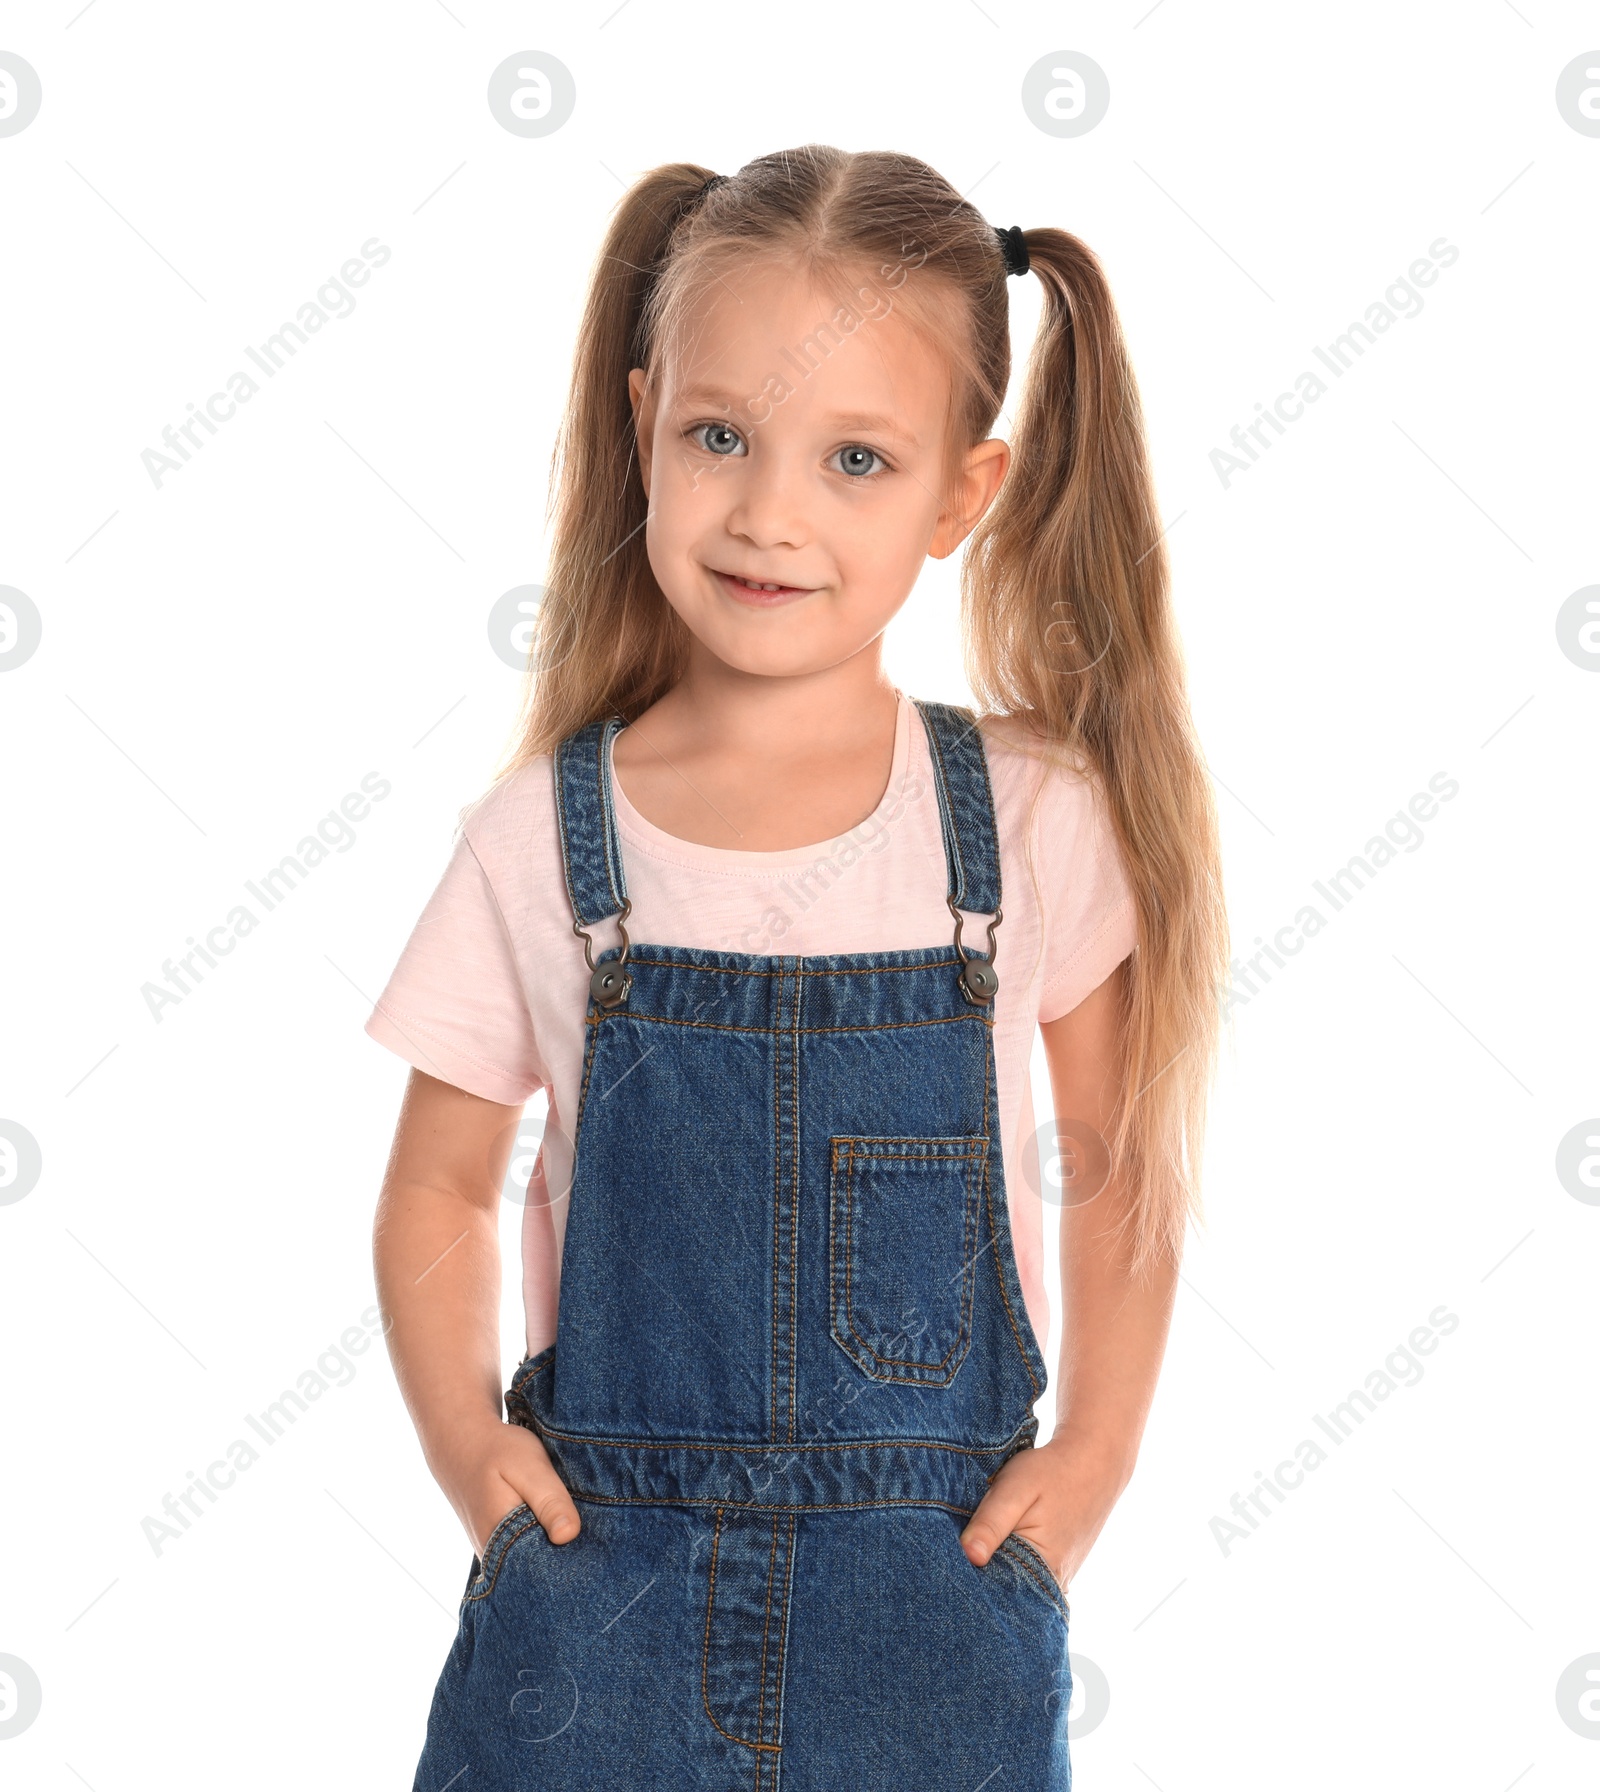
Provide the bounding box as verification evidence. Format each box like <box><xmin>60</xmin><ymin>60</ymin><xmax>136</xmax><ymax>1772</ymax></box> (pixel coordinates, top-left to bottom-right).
<box><xmin>711</xmin><ymin>568</ymin><xmax>817</xmax><ymax>600</ymax></box>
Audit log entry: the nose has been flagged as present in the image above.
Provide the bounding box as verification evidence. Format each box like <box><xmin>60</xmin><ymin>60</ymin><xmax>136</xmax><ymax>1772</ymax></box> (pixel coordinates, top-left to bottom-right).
<box><xmin>722</xmin><ymin>450</ymin><xmax>810</xmax><ymax>553</ymax></box>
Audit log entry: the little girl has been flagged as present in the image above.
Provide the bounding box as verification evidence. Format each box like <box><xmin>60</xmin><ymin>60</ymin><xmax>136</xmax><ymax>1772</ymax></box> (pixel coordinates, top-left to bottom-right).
<box><xmin>367</xmin><ymin>144</ymin><xmax>1226</xmax><ymax>1790</ymax></box>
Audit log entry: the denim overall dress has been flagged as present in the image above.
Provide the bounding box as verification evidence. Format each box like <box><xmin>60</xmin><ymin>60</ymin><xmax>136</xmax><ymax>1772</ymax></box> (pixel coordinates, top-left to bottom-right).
<box><xmin>413</xmin><ymin>698</ymin><xmax>1073</xmax><ymax>1791</ymax></box>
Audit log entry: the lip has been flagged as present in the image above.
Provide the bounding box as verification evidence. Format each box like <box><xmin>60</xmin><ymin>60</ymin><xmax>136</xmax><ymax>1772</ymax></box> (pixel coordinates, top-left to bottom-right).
<box><xmin>710</xmin><ymin>567</ymin><xmax>818</xmax><ymax>607</ymax></box>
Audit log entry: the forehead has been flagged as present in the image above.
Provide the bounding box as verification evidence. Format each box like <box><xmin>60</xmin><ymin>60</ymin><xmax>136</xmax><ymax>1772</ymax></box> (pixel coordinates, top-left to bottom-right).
<box><xmin>656</xmin><ymin>257</ymin><xmax>954</xmax><ymax>441</ymax></box>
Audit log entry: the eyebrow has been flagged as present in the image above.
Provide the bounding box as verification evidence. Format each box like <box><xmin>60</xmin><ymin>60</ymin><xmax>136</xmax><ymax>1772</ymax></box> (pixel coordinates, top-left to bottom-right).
<box><xmin>674</xmin><ymin>387</ymin><xmax>916</xmax><ymax>442</ymax></box>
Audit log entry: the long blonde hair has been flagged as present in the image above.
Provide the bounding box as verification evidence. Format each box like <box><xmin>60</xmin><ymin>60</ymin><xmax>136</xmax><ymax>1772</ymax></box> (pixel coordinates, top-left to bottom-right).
<box><xmin>495</xmin><ymin>145</ymin><xmax>1228</xmax><ymax>1276</ymax></box>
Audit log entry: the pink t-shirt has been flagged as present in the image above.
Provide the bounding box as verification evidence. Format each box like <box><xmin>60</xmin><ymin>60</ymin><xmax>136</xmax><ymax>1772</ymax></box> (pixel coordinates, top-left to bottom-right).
<box><xmin>365</xmin><ymin>688</ymin><xmax>1138</xmax><ymax>1363</ymax></box>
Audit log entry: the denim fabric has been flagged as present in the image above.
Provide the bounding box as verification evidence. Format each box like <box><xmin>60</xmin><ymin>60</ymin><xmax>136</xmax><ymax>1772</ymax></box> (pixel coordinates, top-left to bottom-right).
<box><xmin>413</xmin><ymin>700</ymin><xmax>1072</xmax><ymax>1790</ymax></box>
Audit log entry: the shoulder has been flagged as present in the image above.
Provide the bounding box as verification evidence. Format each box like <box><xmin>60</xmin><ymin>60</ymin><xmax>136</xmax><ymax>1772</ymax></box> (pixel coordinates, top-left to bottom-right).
<box><xmin>453</xmin><ymin>753</ymin><xmax>559</xmax><ymax>870</ymax></box>
<box><xmin>976</xmin><ymin>710</ymin><xmax>1112</xmax><ymax>842</ymax></box>
<box><xmin>976</xmin><ymin>715</ymin><xmax>1139</xmax><ymax>1011</ymax></box>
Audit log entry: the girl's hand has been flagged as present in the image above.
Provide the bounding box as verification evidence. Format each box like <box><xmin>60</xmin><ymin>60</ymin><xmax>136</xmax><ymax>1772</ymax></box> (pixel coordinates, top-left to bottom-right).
<box><xmin>433</xmin><ymin>1414</ymin><xmax>583</xmax><ymax>1556</ymax></box>
<box><xmin>957</xmin><ymin>1431</ymin><xmax>1133</xmax><ymax>1595</ymax></box>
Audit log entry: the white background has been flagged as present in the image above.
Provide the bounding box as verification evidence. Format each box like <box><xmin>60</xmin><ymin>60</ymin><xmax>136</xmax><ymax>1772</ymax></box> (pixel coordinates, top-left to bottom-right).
<box><xmin>1</xmin><ymin>2</ymin><xmax>1596</xmax><ymax>1786</ymax></box>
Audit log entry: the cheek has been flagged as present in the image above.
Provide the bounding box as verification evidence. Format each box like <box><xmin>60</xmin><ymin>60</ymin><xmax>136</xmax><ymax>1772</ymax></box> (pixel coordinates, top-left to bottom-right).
<box><xmin>842</xmin><ymin>478</ymin><xmax>940</xmax><ymax>563</ymax></box>
<box><xmin>647</xmin><ymin>445</ymin><xmax>714</xmax><ymax>541</ymax></box>
<box><xmin>644</xmin><ymin>457</ymin><xmax>740</xmax><ymax>589</ymax></box>
<box><xmin>832</xmin><ymin>492</ymin><xmax>934</xmax><ymax>595</ymax></box>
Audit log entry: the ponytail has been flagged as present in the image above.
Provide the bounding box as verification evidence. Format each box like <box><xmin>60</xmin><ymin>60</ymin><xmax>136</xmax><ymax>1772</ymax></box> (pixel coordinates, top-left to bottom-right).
<box><xmin>965</xmin><ymin>228</ymin><xmax>1229</xmax><ymax>1276</ymax></box>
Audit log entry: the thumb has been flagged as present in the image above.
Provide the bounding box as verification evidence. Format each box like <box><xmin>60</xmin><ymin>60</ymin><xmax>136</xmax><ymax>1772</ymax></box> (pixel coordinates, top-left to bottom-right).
<box><xmin>958</xmin><ymin>1489</ymin><xmax>1027</xmax><ymax>1567</ymax></box>
<box><xmin>516</xmin><ymin>1463</ymin><xmax>582</xmax><ymax>1546</ymax></box>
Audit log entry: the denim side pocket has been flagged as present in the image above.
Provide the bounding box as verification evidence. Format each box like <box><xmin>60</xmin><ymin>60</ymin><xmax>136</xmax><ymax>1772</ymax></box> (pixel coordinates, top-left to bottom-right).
<box><xmin>463</xmin><ymin>1502</ymin><xmax>543</xmax><ymax>1605</ymax></box>
<box><xmin>827</xmin><ymin>1135</ymin><xmax>984</xmax><ymax>1386</ymax></box>
<box><xmin>994</xmin><ymin>1532</ymin><xmax>1071</xmax><ymax>1624</ymax></box>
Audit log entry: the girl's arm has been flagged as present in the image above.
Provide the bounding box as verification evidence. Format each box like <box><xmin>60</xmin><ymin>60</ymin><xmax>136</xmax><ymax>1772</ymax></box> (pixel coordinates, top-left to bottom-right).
<box><xmin>958</xmin><ymin>958</ymin><xmax>1180</xmax><ymax>1581</ymax></box>
<box><xmin>373</xmin><ymin>1067</ymin><xmax>582</xmax><ymax>1553</ymax></box>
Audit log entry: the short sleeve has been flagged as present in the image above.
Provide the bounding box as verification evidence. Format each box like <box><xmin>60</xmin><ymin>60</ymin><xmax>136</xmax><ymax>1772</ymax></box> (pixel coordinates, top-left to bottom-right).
<box><xmin>364</xmin><ymin>828</ymin><xmax>545</xmax><ymax>1106</ymax></box>
<box><xmin>1035</xmin><ymin>773</ymin><xmax>1139</xmax><ymax>1025</ymax></box>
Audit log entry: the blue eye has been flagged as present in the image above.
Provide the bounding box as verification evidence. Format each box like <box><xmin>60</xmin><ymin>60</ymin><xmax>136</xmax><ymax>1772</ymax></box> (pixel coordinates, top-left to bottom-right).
<box><xmin>832</xmin><ymin>444</ymin><xmax>884</xmax><ymax>478</ymax></box>
<box><xmin>692</xmin><ymin>422</ymin><xmax>746</xmax><ymax>457</ymax></box>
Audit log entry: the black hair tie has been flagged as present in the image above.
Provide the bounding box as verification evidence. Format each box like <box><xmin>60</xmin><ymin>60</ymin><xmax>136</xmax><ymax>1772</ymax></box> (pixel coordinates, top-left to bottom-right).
<box><xmin>696</xmin><ymin>172</ymin><xmax>726</xmax><ymax>203</ymax></box>
<box><xmin>995</xmin><ymin>224</ymin><xmax>1030</xmax><ymax>277</ymax></box>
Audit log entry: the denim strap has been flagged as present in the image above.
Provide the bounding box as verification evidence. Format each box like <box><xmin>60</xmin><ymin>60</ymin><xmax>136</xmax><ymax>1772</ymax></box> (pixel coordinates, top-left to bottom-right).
<box><xmin>552</xmin><ymin>714</ymin><xmax>631</xmax><ymax>931</ymax></box>
<box><xmin>552</xmin><ymin>698</ymin><xmax>1001</xmax><ymax>926</ymax></box>
<box><xmin>912</xmin><ymin>698</ymin><xmax>1002</xmax><ymax>919</ymax></box>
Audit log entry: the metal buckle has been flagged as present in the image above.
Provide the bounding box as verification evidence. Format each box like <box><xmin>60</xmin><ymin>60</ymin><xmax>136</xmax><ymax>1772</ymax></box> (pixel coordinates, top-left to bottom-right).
<box><xmin>949</xmin><ymin>895</ymin><xmax>1001</xmax><ymax>1004</ymax></box>
<box><xmin>573</xmin><ymin>898</ymin><xmax>633</xmax><ymax>1009</ymax></box>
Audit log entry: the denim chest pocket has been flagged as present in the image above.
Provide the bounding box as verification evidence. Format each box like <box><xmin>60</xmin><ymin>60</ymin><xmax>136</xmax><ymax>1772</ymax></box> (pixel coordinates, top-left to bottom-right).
<box><xmin>827</xmin><ymin>1135</ymin><xmax>986</xmax><ymax>1385</ymax></box>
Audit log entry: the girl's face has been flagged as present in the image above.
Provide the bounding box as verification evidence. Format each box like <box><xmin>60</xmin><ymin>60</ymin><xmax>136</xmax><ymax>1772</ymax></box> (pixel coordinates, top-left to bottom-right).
<box><xmin>628</xmin><ymin>258</ymin><xmax>1007</xmax><ymax>681</ymax></box>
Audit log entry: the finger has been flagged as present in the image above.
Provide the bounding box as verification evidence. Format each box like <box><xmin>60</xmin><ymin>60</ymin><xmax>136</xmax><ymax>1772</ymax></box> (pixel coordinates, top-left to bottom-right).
<box><xmin>502</xmin><ymin>1427</ymin><xmax>583</xmax><ymax>1544</ymax></box>
<box><xmin>515</xmin><ymin>1466</ymin><xmax>582</xmax><ymax>1545</ymax></box>
<box><xmin>958</xmin><ymin>1492</ymin><xmax>1030</xmax><ymax>1566</ymax></box>
<box><xmin>527</xmin><ymin>1483</ymin><xmax>581</xmax><ymax>1545</ymax></box>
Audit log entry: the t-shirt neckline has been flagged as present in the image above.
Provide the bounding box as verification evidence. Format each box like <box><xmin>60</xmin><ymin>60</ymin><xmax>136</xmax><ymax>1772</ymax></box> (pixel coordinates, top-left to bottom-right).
<box><xmin>608</xmin><ymin>687</ymin><xmax>914</xmax><ymax>871</ymax></box>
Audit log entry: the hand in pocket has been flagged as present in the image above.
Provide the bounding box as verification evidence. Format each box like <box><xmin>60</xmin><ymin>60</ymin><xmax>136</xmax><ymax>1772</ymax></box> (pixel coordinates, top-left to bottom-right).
<box><xmin>436</xmin><ymin>1416</ymin><xmax>582</xmax><ymax>1555</ymax></box>
<box><xmin>958</xmin><ymin>1432</ymin><xmax>1129</xmax><ymax>1593</ymax></box>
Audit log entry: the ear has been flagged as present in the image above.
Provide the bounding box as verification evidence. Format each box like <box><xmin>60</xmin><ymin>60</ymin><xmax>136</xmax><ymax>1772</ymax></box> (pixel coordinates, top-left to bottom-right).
<box><xmin>628</xmin><ymin>367</ymin><xmax>656</xmax><ymax>498</ymax></box>
<box><xmin>928</xmin><ymin>436</ymin><xmax>1010</xmax><ymax>560</ymax></box>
